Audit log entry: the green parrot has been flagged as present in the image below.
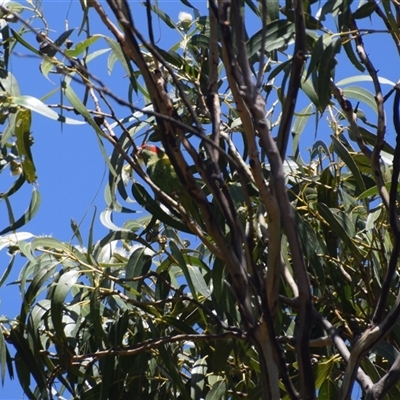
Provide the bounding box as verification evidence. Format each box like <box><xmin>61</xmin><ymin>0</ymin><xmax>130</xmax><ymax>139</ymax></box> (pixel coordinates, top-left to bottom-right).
<box><xmin>135</xmin><ymin>144</ymin><xmax>202</xmax><ymax>226</ymax></box>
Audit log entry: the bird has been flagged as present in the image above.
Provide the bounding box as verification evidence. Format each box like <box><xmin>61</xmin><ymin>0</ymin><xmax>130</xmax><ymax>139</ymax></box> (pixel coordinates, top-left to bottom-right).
<box><xmin>135</xmin><ymin>144</ymin><xmax>202</xmax><ymax>226</ymax></box>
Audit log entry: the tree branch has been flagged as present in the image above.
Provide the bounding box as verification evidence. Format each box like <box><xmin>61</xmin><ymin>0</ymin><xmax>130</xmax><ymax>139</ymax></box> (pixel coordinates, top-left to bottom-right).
<box><xmin>280</xmin><ymin>295</ymin><xmax>374</xmax><ymax>393</ymax></box>
<box><xmin>57</xmin><ymin>332</ymin><xmax>247</xmax><ymax>362</ymax></box>
<box><xmin>275</xmin><ymin>0</ymin><xmax>306</xmax><ymax>160</ymax></box>
<box><xmin>365</xmin><ymin>352</ymin><xmax>400</xmax><ymax>399</ymax></box>
<box><xmin>372</xmin><ymin>85</ymin><xmax>400</xmax><ymax>324</ymax></box>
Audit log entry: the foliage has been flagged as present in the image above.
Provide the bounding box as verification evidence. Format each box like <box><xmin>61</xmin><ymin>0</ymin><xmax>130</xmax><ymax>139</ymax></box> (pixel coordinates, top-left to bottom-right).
<box><xmin>1</xmin><ymin>0</ymin><xmax>400</xmax><ymax>399</ymax></box>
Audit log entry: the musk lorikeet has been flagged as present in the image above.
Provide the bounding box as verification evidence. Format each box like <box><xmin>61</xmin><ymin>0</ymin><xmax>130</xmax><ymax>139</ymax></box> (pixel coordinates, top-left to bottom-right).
<box><xmin>135</xmin><ymin>144</ymin><xmax>202</xmax><ymax>226</ymax></box>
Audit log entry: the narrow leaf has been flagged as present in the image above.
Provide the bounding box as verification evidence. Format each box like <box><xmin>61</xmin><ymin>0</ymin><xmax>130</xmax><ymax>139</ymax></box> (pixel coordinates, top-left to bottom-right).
<box><xmin>0</xmin><ymin>189</ymin><xmax>41</xmax><ymax>235</ymax></box>
<box><xmin>15</xmin><ymin>108</ymin><xmax>36</xmax><ymax>183</ymax></box>
<box><xmin>65</xmin><ymin>34</ymin><xmax>101</xmax><ymax>58</ymax></box>
<box><xmin>12</xmin><ymin>95</ymin><xmax>86</xmax><ymax>124</ymax></box>
<box><xmin>331</xmin><ymin>135</ymin><xmax>366</xmax><ymax>193</ymax></box>
<box><xmin>317</xmin><ymin>203</ymin><xmax>364</xmax><ymax>259</ymax></box>
<box><xmin>342</xmin><ymin>86</ymin><xmax>377</xmax><ymax>113</ymax></box>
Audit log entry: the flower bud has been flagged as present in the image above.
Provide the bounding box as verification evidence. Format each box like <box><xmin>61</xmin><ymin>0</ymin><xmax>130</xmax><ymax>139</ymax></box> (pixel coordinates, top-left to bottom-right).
<box><xmin>178</xmin><ymin>11</ymin><xmax>192</xmax><ymax>32</ymax></box>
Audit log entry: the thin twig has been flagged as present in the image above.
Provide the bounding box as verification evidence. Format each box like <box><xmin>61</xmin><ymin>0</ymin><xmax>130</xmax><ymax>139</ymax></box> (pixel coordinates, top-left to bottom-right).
<box><xmin>51</xmin><ymin>332</ymin><xmax>247</xmax><ymax>362</ymax></box>
<box><xmin>256</xmin><ymin>0</ymin><xmax>268</xmax><ymax>89</ymax></box>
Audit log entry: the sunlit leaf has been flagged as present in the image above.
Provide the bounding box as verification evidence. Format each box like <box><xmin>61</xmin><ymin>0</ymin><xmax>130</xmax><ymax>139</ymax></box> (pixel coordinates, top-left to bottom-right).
<box><xmin>336</xmin><ymin>75</ymin><xmax>395</xmax><ymax>87</ymax></box>
<box><xmin>190</xmin><ymin>356</ymin><xmax>207</xmax><ymax>399</ymax></box>
<box><xmin>125</xmin><ymin>246</ymin><xmax>152</xmax><ymax>297</ymax></box>
<box><xmin>342</xmin><ymin>86</ymin><xmax>377</xmax><ymax>113</ymax></box>
<box><xmin>50</xmin><ymin>270</ymin><xmax>80</xmax><ymax>345</ymax></box>
<box><xmin>65</xmin><ymin>34</ymin><xmax>101</xmax><ymax>57</ymax></box>
<box><xmin>12</xmin><ymin>95</ymin><xmax>86</xmax><ymax>124</ymax></box>
<box><xmin>15</xmin><ymin>108</ymin><xmax>36</xmax><ymax>183</ymax></box>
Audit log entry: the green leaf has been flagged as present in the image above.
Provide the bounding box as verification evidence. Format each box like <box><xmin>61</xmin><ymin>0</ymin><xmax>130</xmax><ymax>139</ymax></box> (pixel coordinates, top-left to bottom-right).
<box><xmin>0</xmin><ymin>177</ymin><xmax>26</xmax><ymax>202</ymax></box>
<box><xmin>170</xmin><ymin>240</ymin><xmax>198</xmax><ymax>300</ymax></box>
<box><xmin>292</xmin><ymin>104</ymin><xmax>314</xmax><ymax>155</ymax></box>
<box><xmin>268</xmin><ymin>58</ymin><xmax>292</xmax><ymax>81</ymax></box>
<box><xmin>131</xmin><ymin>182</ymin><xmax>192</xmax><ymax>233</ymax></box>
<box><xmin>189</xmin><ymin>34</ymin><xmax>210</xmax><ymax>49</ymax></box>
<box><xmin>317</xmin><ymin>203</ymin><xmax>364</xmax><ymax>259</ymax></box>
<box><xmin>51</xmin><ymin>270</ymin><xmax>80</xmax><ymax>345</ymax></box>
<box><xmin>62</xmin><ymin>78</ymin><xmax>117</xmax><ymax>176</ymax></box>
<box><xmin>301</xmin><ymin>73</ymin><xmax>320</xmax><ymax>108</ymax></box>
<box><xmin>161</xmin><ymin>315</ymin><xmax>197</xmax><ymax>334</ymax></box>
<box><xmin>191</xmin><ymin>356</ymin><xmax>207</xmax><ymax>399</ymax></box>
<box><xmin>352</xmin><ymin>1</ymin><xmax>377</xmax><ymax>19</ymax></box>
<box><xmin>360</xmin><ymin>357</ymin><xmax>381</xmax><ymax>384</ymax></box>
<box><xmin>148</xmin><ymin>3</ymin><xmax>176</xmax><ymax>29</ymax></box>
<box><xmin>125</xmin><ymin>247</ymin><xmax>152</xmax><ymax>297</ymax></box>
<box><xmin>12</xmin><ymin>95</ymin><xmax>86</xmax><ymax>124</ymax></box>
<box><xmin>314</xmin><ymin>356</ymin><xmax>337</xmax><ymax>389</ymax></box>
<box><xmin>0</xmin><ymin>1</ymin><xmax>26</xmax><ymax>16</ymax></box>
<box><xmin>247</xmin><ymin>20</ymin><xmax>294</xmax><ymax>59</ymax></box>
<box><xmin>0</xmin><ymin>69</ymin><xmax>20</xmax><ymax>96</ymax></box>
<box><xmin>336</xmin><ymin>75</ymin><xmax>395</xmax><ymax>87</ymax></box>
<box><xmin>106</xmin><ymin>136</ymin><xmax>137</xmax><ymax>213</ymax></box>
<box><xmin>331</xmin><ymin>135</ymin><xmax>366</xmax><ymax>193</ymax></box>
<box><xmin>46</xmin><ymin>28</ymin><xmax>74</xmax><ymax>57</ymax></box>
<box><xmin>382</xmin><ymin>0</ymin><xmax>400</xmax><ymax>40</ymax></box>
<box><xmin>245</xmin><ymin>0</ymin><xmax>261</xmax><ymax>17</ymax></box>
<box><xmin>0</xmin><ymin>188</ymin><xmax>41</xmax><ymax>235</ymax></box>
<box><xmin>30</xmin><ymin>237</ymin><xmax>71</xmax><ymax>253</ymax></box>
<box><xmin>39</xmin><ymin>58</ymin><xmax>57</xmax><ymax>81</ymax></box>
<box><xmin>187</xmin><ymin>264</ymin><xmax>211</xmax><ymax>298</ymax></box>
<box><xmin>342</xmin><ymin>86</ymin><xmax>377</xmax><ymax>113</ymax></box>
<box><xmin>366</xmin><ymin>207</ymin><xmax>382</xmax><ymax>230</ymax></box>
<box><xmin>90</xmin><ymin>287</ymin><xmax>111</xmax><ymax>347</ymax></box>
<box><xmin>293</xmin><ymin>210</ymin><xmax>326</xmax><ymax>289</ymax></box>
<box><xmin>10</xmin><ymin>328</ymin><xmax>47</xmax><ymax>397</ymax></box>
<box><xmin>86</xmin><ymin>48</ymin><xmax>110</xmax><ymax>63</ymax></box>
<box><xmin>318</xmin><ymin>378</ymin><xmax>339</xmax><ymax>399</ymax></box>
<box><xmin>317</xmin><ymin>38</ymin><xmax>341</xmax><ymax>111</ymax></box>
<box><xmin>100</xmin><ymin>208</ymin><xmax>133</xmax><ymax>232</ymax></box>
<box><xmin>94</xmin><ymin>231</ymin><xmax>151</xmax><ymax>260</ymax></box>
<box><xmin>0</xmin><ymin>330</ymin><xmax>7</xmax><ymax>385</ymax></box>
<box><xmin>206</xmin><ymin>377</ymin><xmax>226</xmax><ymax>400</ymax></box>
<box><xmin>11</xmin><ymin>28</ymin><xmax>41</xmax><ymax>56</ymax></box>
<box><xmin>305</xmin><ymin>33</ymin><xmax>331</xmax><ymax>81</ymax></box>
<box><xmin>65</xmin><ymin>34</ymin><xmax>101</xmax><ymax>57</ymax></box>
<box><xmin>103</xmin><ymin>36</ymin><xmax>136</xmax><ymax>93</ymax></box>
<box><xmin>281</xmin><ymin>7</ymin><xmax>324</xmax><ymax>30</ymax></box>
<box><xmin>0</xmin><ymin>254</ymin><xmax>15</xmax><ymax>288</ymax></box>
<box><xmin>15</xmin><ymin>108</ymin><xmax>36</xmax><ymax>183</ymax></box>
<box><xmin>70</xmin><ymin>219</ymin><xmax>84</xmax><ymax>248</ymax></box>
<box><xmin>357</xmin><ymin>182</ymin><xmax>391</xmax><ymax>200</ymax></box>
<box><xmin>372</xmin><ymin>341</ymin><xmax>399</xmax><ymax>365</ymax></box>
<box><xmin>357</xmin><ymin>126</ymin><xmax>395</xmax><ymax>155</ymax></box>
<box><xmin>342</xmin><ymin>38</ymin><xmax>365</xmax><ymax>72</ymax></box>
<box><xmin>22</xmin><ymin>259</ymin><xmax>59</xmax><ymax>322</ymax></box>
<box><xmin>1</xmin><ymin>112</ymin><xmax>17</xmax><ymax>146</ymax></box>
<box><xmin>179</xmin><ymin>0</ymin><xmax>199</xmax><ymax>10</ymax></box>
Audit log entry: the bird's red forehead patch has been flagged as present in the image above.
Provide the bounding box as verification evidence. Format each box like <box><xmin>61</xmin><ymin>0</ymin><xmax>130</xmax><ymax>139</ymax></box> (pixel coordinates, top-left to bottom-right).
<box><xmin>140</xmin><ymin>144</ymin><xmax>160</xmax><ymax>153</ymax></box>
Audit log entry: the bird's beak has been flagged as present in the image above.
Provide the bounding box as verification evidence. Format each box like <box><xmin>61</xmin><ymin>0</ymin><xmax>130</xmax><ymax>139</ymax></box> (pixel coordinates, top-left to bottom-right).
<box><xmin>134</xmin><ymin>147</ymin><xmax>145</xmax><ymax>166</ymax></box>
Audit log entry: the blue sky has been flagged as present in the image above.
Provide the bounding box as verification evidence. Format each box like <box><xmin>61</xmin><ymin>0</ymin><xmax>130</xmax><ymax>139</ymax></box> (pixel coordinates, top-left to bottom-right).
<box><xmin>0</xmin><ymin>1</ymin><xmax>205</xmax><ymax>398</ymax></box>
<box><xmin>0</xmin><ymin>0</ymin><xmax>399</xmax><ymax>398</ymax></box>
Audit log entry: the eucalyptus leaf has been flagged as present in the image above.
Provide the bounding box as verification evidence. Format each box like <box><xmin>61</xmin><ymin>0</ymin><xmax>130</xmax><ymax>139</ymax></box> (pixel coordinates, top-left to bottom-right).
<box><xmin>12</xmin><ymin>95</ymin><xmax>85</xmax><ymax>124</ymax></box>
